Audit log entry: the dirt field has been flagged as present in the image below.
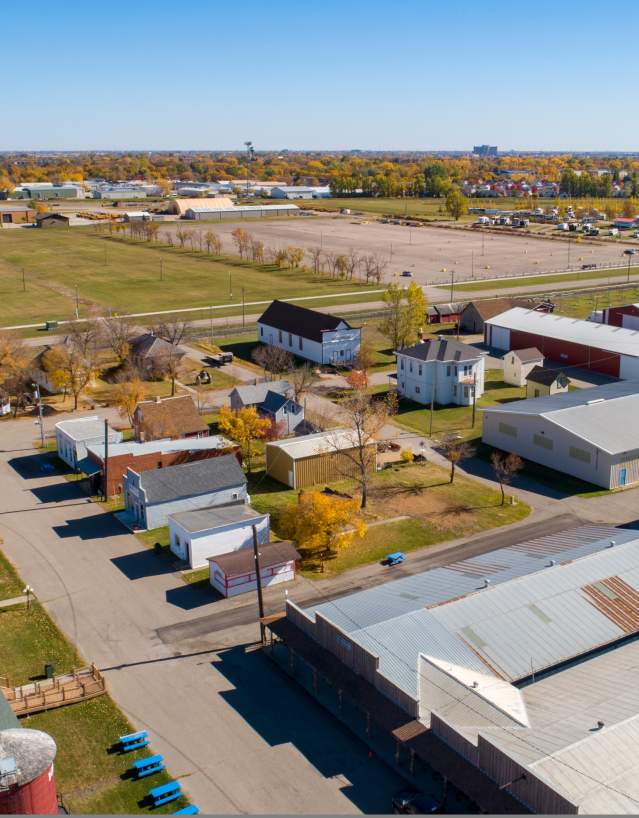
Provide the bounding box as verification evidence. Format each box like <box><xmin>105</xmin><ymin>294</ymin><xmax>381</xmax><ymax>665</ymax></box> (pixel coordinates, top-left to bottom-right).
<box><xmin>163</xmin><ymin>216</ymin><xmax>627</xmax><ymax>284</ymax></box>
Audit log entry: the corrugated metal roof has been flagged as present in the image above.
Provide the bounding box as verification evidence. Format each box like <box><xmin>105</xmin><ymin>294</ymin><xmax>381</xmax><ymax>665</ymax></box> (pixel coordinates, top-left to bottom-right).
<box><xmin>481</xmin><ymin>381</ymin><xmax>639</xmax><ymax>454</ymax></box>
<box><xmin>169</xmin><ymin>503</ymin><xmax>265</xmax><ymax>533</ymax></box>
<box><xmin>87</xmin><ymin>435</ymin><xmax>232</xmax><ymax>460</ymax></box>
<box><xmin>486</xmin><ymin>307</ymin><xmax>639</xmax><ymax>357</ymax></box>
<box><xmin>266</xmin><ymin>429</ymin><xmax>371</xmax><ymax>460</ymax></box>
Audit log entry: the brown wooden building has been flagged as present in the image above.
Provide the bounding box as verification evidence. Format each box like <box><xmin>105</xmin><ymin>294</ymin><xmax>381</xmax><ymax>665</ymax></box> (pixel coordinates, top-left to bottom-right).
<box><xmin>133</xmin><ymin>395</ymin><xmax>208</xmax><ymax>442</ymax></box>
<box><xmin>0</xmin><ymin>204</ymin><xmax>35</xmax><ymax>225</ymax></box>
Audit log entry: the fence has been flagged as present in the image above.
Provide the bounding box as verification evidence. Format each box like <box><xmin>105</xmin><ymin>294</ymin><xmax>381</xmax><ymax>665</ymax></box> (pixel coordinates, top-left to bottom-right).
<box><xmin>1</xmin><ymin>664</ymin><xmax>106</xmax><ymax>715</ymax></box>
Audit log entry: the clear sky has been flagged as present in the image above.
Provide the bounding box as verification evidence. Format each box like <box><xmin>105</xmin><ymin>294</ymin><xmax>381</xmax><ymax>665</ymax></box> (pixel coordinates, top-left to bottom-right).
<box><xmin>2</xmin><ymin>0</ymin><xmax>635</xmax><ymax>152</ymax></box>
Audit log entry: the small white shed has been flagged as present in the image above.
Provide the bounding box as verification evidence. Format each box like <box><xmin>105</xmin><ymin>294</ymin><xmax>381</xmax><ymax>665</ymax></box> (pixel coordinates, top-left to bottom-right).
<box><xmin>168</xmin><ymin>505</ymin><xmax>269</xmax><ymax>569</ymax></box>
<box><xmin>503</xmin><ymin>348</ymin><xmax>544</xmax><ymax>387</ymax></box>
<box><xmin>208</xmin><ymin>540</ymin><xmax>300</xmax><ymax>598</ymax></box>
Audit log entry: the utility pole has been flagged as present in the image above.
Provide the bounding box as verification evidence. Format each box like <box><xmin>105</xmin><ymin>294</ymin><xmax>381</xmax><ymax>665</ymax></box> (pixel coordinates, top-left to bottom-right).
<box><xmin>471</xmin><ymin>250</ymin><xmax>474</xmax><ymax>279</ymax></box>
<box><xmin>241</xmin><ymin>287</ymin><xmax>245</xmax><ymax>328</ymax></box>
<box><xmin>567</xmin><ymin>236</ymin><xmax>572</xmax><ymax>269</ymax></box>
<box><xmin>103</xmin><ymin>419</ymin><xmax>110</xmax><ymax>502</ymax></box>
<box><xmin>482</xmin><ymin>231</ymin><xmax>485</xmax><ymax>256</ymax></box>
<box><xmin>449</xmin><ymin>269</ymin><xmax>455</xmax><ymax>302</ymax></box>
<box><xmin>22</xmin><ymin>268</ymin><xmax>26</xmax><ymax>292</ymax></box>
<box><xmin>209</xmin><ymin>305</ymin><xmax>214</xmax><ymax>343</ymax></box>
<box><xmin>32</xmin><ymin>383</ymin><xmax>44</xmax><ymax>448</ymax></box>
<box><xmin>252</xmin><ymin>524</ymin><xmax>265</xmax><ymax>644</ymax></box>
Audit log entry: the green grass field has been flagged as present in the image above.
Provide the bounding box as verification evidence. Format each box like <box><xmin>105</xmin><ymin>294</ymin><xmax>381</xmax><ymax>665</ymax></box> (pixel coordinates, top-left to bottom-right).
<box><xmin>445</xmin><ymin>265</ymin><xmax>639</xmax><ymax>293</ymax></box>
<box><xmin>0</xmin><ymin>548</ymin><xmax>187</xmax><ymax>813</ymax></box>
<box><xmin>0</xmin><ymin>228</ymin><xmax>378</xmax><ymax>326</ymax></box>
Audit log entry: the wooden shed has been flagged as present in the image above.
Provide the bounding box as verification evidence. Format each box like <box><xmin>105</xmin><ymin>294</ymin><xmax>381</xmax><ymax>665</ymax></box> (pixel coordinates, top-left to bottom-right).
<box><xmin>265</xmin><ymin>430</ymin><xmax>376</xmax><ymax>489</ymax></box>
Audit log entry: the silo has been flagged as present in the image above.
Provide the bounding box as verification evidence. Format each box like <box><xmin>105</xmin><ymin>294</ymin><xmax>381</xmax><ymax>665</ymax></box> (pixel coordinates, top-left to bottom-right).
<box><xmin>0</xmin><ymin>728</ymin><xmax>58</xmax><ymax>814</ymax></box>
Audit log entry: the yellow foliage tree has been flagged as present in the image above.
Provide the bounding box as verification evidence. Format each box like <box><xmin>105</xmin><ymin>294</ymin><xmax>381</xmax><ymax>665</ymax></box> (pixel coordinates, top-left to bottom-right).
<box><xmin>279</xmin><ymin>491</ymin><xmax>366</xmax><ymax>572</ymax></box>
<box><xmin>114</xmin><ymin>379</ymin><xmax>145</xmax><ymax>425</ymax></box>
<box><xmin>218</xmin><ymin>405</ymin><xmax>270</xmax><ymax>473</ymax></box>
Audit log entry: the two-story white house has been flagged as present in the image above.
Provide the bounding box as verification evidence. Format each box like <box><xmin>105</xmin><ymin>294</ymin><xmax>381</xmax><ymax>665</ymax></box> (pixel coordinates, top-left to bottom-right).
<box><xmin>256</xmin><ymin>300</ymin><xmax>361</xmax><ymax>366</ymax></box>
<box><xmin>395</xmin><ymin>338</ymin><xmax>486</xmax><ymax>406</ymax></box>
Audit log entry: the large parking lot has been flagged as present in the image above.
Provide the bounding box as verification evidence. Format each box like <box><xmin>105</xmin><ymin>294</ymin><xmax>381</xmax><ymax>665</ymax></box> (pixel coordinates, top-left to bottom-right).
<box><xmin>172</xmin><ymin>216</ymin><xmax>628</xmax><ymax>285</ymax></box>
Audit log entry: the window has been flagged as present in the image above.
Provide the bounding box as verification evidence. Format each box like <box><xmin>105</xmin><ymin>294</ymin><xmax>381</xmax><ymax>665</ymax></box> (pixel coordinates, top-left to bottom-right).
<box><xmin>175</xmin><ymin>536</ymin><xmax>181</xmax><ymax>548</ymax></box>
<box><xmin>533</xmin><ymin>433</ymin><xmax>553</xmax><ymax>450</ymax></box>
<box><xmin>569</xmin><ymin>446</ymin><xmax>591</xmax><ymax>463</ymax></box>
<box><xmin>278</xmin><ymin>330</ymin><xmax>283</xmax><ymax>343</ymax></box>
<box><xmin>415</xmin><ymin>386</ymin><xmax>421</xmax><ymax>394</ymax></box>
<box><xmin>498</xmin><ymin>422</ymin><xmax>517</xmax><ymax>438</ymax></box>
<box><xmin>534</xmin><ymin>389</ymin><xmax>540</xmax><ymax>397</ymax></box>
<box><xmin>446</xmin><ymin>365</ymin><xmax>451</xmax><ymax>376</ymax></box>
<box><xmin>452</xmin><ymin>385</ymin><xmax>457</xmax><ymax>396</ymax></box>
<box><xmin>464</xmin><ymin>386</ymin><xmax>469</xmax><ymax>398</ymax></box>
<box><xmin>232</xmin><ymin>491</ymin><xmax>239</xmax><ymax>500</ymax></box>
<box><xmin>260</xmin><ymin>327</ymin><xmax>263</xmax><ymax>337</ymax></box>
<box><xmin>299</xmin><ymin>336</ymin><xmax>303</xmax><ymax>350</ymax></box>
<box><xmin>340</xmin><ymin>349</ymin><xmax>344</xmax><ymax>357</ymax></box>
<box><xmin>409</xmin><ymin>361</ymin><xmax>413</xmax><ymax>373</ymax></box>
<box><xmin>418</xmin><ymin>365</ymin><xmax>422</xmax><ymax>376</ymax></box>
<box><xmin>454</xmin><ymin>366</ymin><xmax>458</xmax><ymax>375</ymax></box>
<box><xmin>288</xmin><ymin>333</ymin><xmax>293</xmax><ymax>346</ymax></box>
<box><xmin>400</xmin><ymin>359</ymin><xmax>405</xmax><ymax>371</ymax></box>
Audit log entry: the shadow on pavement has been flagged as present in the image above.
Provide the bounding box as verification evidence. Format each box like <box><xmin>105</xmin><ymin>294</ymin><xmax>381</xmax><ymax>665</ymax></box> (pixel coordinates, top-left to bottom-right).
<box><xmin>8</xmin><ymin>453</ymin><xmax>68</xmax><ymax>480</ymax></box>
<box><xmin>165</xmin><ymin>583</ymin><xmax>219</xmax><ymax>610</ymax></box>
<box><xmin>111</xmin><ymin>550</ymin><xmax>177</xmax><ymax>580</ymax></box>
<box><xmin>462</xmin><ymin>454</ymin><xmax>570</xmax><ymax>500</ymax></box>
<box><xmin>31</xmin><ymin>481</ymin><xmax>88</xmax><ymax>504</ymax></box>
<box><xmin>53</xmin><ymin>512</ymin><xmax>126</xmax><ymax>540</ymax></box>
<box><xmin>214</xmin><ymin>645</ymin><xmax>404</xmax><ymax>814</ymax></box>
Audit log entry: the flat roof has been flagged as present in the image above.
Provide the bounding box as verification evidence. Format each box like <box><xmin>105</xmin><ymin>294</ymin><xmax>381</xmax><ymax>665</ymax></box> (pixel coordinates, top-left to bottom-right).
<box><xmin>55</xmin><ymin>416</ymin><xmax>123</xmax><ymax>443</ymax></box>
<box><xmin>482</xmin><ymin>380</ymin><xmax>639</xmax><ymax>454</ymax></box>
<box><xmin>169</xmin><ymin>503</ymin><xmax>266</xmax><ymax>533</ymax></box>
<box><xmin>487</xmin><ymin>307</ymin><xmax>639</xmax><ymax>358</ymax></box>
<box><xmin>87</xmin><ymin>435</ymin><xmax>233</xmax><ymax>460</ymax></box>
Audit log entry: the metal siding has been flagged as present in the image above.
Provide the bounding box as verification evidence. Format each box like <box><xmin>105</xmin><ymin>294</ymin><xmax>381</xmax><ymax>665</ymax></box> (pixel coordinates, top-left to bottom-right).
<box><xmin>265</xmin><ymin>447</ymin><xmax>294</xmax><ymax>487</ymax></box>
<box><xmin>294</xmin><ymin>448</ymin><xmax>375</xmax><ymax>489</ymax></box>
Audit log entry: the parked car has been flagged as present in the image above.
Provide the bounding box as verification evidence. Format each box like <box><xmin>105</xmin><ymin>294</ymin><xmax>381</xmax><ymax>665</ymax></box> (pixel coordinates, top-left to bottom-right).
<box><xmin>581</xmin><ymin>263</ymin><xmax>597</xmax><ymax>270</ymax></box>
<box><xmin>609</xmin><ymin>228</ymin><xmax>619</xmax><ymax>236</ymax></box>
<box><xmin>400</xmin><ymin>270</ymin><xmax>413</xmax><ymax>277</ymax></box>
<box><xmin>207</xmin><ymin>351</ymin><xmax>234</xmax><ymax>366</ymax></box>
<box><xmin>392</xmin><ymin>790</ymin><xmax>442</xmax><ymax>814</ymax></box>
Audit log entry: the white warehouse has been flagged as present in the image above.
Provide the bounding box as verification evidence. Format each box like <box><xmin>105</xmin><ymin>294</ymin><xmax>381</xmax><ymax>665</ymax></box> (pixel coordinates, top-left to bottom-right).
<box><xmin>395</xmin><ymin>338</ymin><xmax>486</xmax><ymax>406</ymax></box>
<box><xmin>482</xmin><ymin>380</ymin><xmax>639</xmax><ymax>489</ymax></box>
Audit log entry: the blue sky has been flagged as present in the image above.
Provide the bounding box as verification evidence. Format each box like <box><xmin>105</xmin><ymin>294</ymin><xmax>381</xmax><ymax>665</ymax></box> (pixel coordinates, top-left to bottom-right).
<box><xmin>2</xmin><ymin>0</ymin><xmax>635</xmax><ymax>151</ymax></box>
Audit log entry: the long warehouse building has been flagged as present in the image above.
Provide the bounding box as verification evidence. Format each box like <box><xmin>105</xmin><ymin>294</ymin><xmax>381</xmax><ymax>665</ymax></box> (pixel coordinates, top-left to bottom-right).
<box><xmin>485</xmin><ymin>307</ymin><xmax>639</xmax><ymax>378</ymax></box>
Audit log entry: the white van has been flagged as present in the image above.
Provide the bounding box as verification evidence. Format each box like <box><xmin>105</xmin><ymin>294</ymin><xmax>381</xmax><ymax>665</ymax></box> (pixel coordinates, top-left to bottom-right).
<box><xmin>609</xmin><ymin>228</ymin><xmax>619</xmax><ymax>236</ymax></box>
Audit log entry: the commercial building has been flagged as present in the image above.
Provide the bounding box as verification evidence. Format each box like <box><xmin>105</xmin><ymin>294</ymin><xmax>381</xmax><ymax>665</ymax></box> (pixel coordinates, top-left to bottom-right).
<box><xmin>482</xmin><ymin>381</ymin><xmax>639</xmax><ymax>489</ymax></box>
<box><xmin>395</xmin><ymin>338</ymin><xmax>486</xmax><ymax>406</ymax></box>
<box><xmin>266</xmin><ymin>429</ymin><xmax>376</xmax><ymax>489</ymax></box>
<box><xmin>485</xmin><ymin>307</ymin><xmax>639</xmax><ymax>378</ymax></box>
<box><xmin>184</xmin><ymin>204</ymin><xmax>300</xmax><ymax>220</ymax></box>
<box><xmin>168</xmin><ymin>504</ymin><xmax>268</xmax><ymax>569</ymax></box>
<box><xmin>80</xmin><ymin>435</ymin><xmax>238</xmax><ymax>497</ymax></box>
<box><xmin>472</xmin><ymin>144</ymin><xmax>498</xmax><ymax>156</ymax></box>
<box><xmin>208</xmin><ymin>540</ymin><xmax>299</xmax><ymax>598</ymax></box>
<box><xmin>123</xmin><ymin>453</ymin><xmax>247</xmax><ymax>530</ymax></box>
<box><xmin>257</xmin><ymin>300</ymin><xmax>361</xmax><ymax>366</ymax></box>
<box><xmin>0</xmin><ymin>204</ymin><xmax>35</xmax><ymax>225</ymax></box>
<box><xmin>13</xmin><ymin>182</ymin><xmax>84</xmax><ymax>200</ymax></box>
<box><xmin>167</xmin><ymin>196</ymin><xmax>235</xmax><ymax>215</ymax></box>
<box><xmin>270</xmin><ymin>186</ymin><xmax>331</xmax><ymax>199</ymax></box>
<box><xmin>503</xmin><ymin>347</ymin><xmax>544</xmax><ymax>387</ymax></box>
<box><xmin>55</xmin><ymin>416</ymin><xmax>123</xmax><ymax>470</ymax></box>
<box><xmin>269</xmin><ymin>524</ymin><xmax>639</xmax><ymax>814</ymax></box>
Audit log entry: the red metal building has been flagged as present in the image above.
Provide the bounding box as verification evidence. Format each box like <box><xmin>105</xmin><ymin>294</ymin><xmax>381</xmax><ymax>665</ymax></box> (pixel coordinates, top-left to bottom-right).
<box><xmin>603</xmin><ymin>303</ymin><xmax>639</xmax><ymax>329</ymax></box>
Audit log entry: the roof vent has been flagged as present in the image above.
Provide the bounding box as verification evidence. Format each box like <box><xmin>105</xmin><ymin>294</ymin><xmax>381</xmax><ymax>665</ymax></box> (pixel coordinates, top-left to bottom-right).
<box><xmin>608</xmin><ymin>540</ymin><xmax>616</xmax><ymax>548</ymax></box>
<box><xmin>595</xmin><ymin>720</ymin><xmax>605</xmax><ymax>730</ymax></box>
<box><xmin>471</xmin><ymin>681</ymin><xmax>479</xmax><ymax>689</ymax></box>
<box><xmin>546</xmin><ymin>559</ymin><xmax>556</xmax><ymax>567</ymax></box>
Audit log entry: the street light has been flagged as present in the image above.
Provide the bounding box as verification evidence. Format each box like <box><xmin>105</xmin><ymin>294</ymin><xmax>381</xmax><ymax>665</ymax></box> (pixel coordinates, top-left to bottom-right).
<box><xmin>32</xmin><ymin>383</ymin><xmax>44</xmax><ymax>448</ymax></box>
<box><xmin>624</xmin><ymin>249</ymin><xmax>636</xmax><ymax>283</ymax></box>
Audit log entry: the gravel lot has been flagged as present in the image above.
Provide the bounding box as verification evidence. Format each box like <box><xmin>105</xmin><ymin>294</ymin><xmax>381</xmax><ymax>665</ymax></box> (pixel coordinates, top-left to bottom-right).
<box><xmin>163</xmin><ymin>216</ymin><xmax>629</xmax><ymax>285</ymax></box>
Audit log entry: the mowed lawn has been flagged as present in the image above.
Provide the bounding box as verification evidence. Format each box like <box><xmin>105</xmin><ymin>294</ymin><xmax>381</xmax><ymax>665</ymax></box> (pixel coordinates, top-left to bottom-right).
<box><xmin>0</xmin><ymin>548</ymin><xmax>188</xmax><ymax>814</ymax></box>
<box><xmin>0</xmin><ymin>228</ymin><xmax>375</xmax><ymax>325</ymax></box>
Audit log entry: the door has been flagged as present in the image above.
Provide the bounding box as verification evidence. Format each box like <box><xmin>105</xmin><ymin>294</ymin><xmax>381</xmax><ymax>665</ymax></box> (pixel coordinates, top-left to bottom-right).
<box><xmin>620</xmin><ymin>468</ymin><xmax>627</xmax><ymax>487</ymax></box>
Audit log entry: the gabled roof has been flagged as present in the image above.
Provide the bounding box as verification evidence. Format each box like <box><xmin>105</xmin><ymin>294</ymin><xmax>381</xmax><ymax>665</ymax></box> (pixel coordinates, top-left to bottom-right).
<box><xmin>136</xmin><ymin>454</ymin><xmax>246</xmax><ymax>504</ymax></box>
<box><xmin>231</xmin><ymin>380</ymin><xmax>290</xmax><ymax>406</ymax></box>
<box><xmin>266</xmin><ymin>429</ymin><xmax>373</xmax><ymax>459</ymax></box>
<box><xmin>397</xmin><ymin>338</ymin><xmax>483</xmax><ymax>363</ymax></box>
<box><xmin>129</xmin><ymin>333</ymin><xmax>182</xmax><ymax>360</ymax></box>
<box><xmin>463</xmin><ymin>297</ymin><xmax>535</xmax><ymax>320</ymax></box>
<box><xmin>134</xmin><ymin>395</ymin><xmax>208</xmax><ymax>438</ymax></box>
<box><xmin>525</xmin><ymin>365</ymin><xmax>567</xmax><ymax>386</ymax></box>
<box><xmin>209</xmin><ymin>540</ymin><xmax>300</xmax><ymax>575</ymax></box>
<box><xmin>257</xmin><ymin>300</ymin><xmax>353</xmax><ymax>343</ymax></box>
<box><xmin>509</xmin><ymin>347</ymin><xmax>543</xmax><ymax>363</ymax></box>
<box><xmin>259</xmin><ymin>390</ymin><xmax>298</xmax><ymax>414</ymax></box>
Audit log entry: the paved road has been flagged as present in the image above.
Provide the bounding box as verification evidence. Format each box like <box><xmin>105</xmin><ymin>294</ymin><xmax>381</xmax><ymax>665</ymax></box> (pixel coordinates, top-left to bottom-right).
<box><xmin>0</xmin><ymin>415</ymin><xmax>406</xmax><ymax>814</ymax></box>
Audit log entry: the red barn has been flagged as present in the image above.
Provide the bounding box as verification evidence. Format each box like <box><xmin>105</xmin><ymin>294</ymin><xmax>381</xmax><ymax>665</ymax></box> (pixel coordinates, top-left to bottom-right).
<box><xmin>603</xmin><ymin>303</ymin><xmax>639</xmax><ymax>330</ymax></box>
<box><xmin>485</xmin><ymin>307</ymin><xmax>639</xmax><ymax>379</ymax></box>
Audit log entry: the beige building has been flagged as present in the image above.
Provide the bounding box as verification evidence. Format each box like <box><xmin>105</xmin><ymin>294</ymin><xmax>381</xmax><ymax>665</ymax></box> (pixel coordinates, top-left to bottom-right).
<box><xmin>502</xmin><ymin>347</ymin><xmax>543</xmax><ymax>387</ymax></box>
<box><xmin>167</xmin><ymin>196</ymin><xmax>234</xmax><ymax>216</ymax></box>
<box><xmin>525</xmin><ymin>366</ymin><xmax>569</xmax><ymax>398</ymax></box>
<box><xmin>265</xmin><ymin>430</ymin><xmax>376</xmax><ymax>489</ymax></box>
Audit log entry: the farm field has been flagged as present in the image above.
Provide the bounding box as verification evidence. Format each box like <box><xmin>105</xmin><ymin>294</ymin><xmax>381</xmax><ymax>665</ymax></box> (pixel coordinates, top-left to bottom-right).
<box><xmin>0</xmin><ymin>228</ymin><xmax>376</xmax><ymax>326</ymax></box>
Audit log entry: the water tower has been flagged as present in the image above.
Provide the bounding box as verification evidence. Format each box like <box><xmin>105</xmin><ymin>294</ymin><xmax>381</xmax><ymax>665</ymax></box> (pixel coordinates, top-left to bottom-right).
<box><xmin>0</xmin><ymin>728</ymin><xmax>58</xmax><ymax>814</ymax></box>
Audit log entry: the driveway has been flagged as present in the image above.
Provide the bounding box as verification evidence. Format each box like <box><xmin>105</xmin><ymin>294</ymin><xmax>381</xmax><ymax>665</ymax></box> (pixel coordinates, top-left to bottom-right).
<box><xmin>0</xmin><ymin>414</ymin><xmax>406</xmax><ymax>814</ymax></box>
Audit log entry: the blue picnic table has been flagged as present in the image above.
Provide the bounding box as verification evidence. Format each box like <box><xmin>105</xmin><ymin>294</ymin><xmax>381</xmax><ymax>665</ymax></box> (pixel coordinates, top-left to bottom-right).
<box><xmin>119</xmin><ymin>730</ymin><xmax>149</xmax><ymax>752</ymax></box>
<box><xmin>149</xmin><ymin>780</ymin><xmax>181</xmax><ymax>807</ymax></box>
<box><xmin>174</xmin><ymin>807</ymin><xmax>199</xmax><ymax>815</ymax></box>
<box><xmin>132</xmin><ymin>754</ymin><xmax>164</xmax><ymax>778</ymax></box>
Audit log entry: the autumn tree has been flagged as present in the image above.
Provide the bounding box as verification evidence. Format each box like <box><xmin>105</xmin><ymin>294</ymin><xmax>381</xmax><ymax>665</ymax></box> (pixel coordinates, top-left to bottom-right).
<box><xmin>41</xmin><ymin>327</ymin><xmax>100</xmax><ymax>410</ymax></box>
<box><xmin>0</xmin><ymin>332</ymin><xmax>30</xmax><ymax>392</ymax></box>
<box><xmin>335</xmin><ymin>255</ymin><xmax>348</xmax><ymax>278</ymax></box>
<box><xmin>250</xmin><ymin>238</ymin><xmax>265</xmax><ymax>263</ymax></box>
<box><xmin>445</xmin><ymin>188</ymin><xmax>468</xmax><ymax>221</ymax></box>
<box><xmin>491</xmin><ymin>451</ymin><xmax>524</xmax><ymax>504</ymax></box>
<box><xmin>114</xmin><ymin>378</ymin><xmax>145</xmax><ymax>425</ymax></box>
<box><xmin>218</xmin><ymin>405</ymin><xmax>270</xmax><ymax>473</ymax></box>
<box><xmin>279</xmin><ymin>491</ymin><xmax>366</xmax><ymax>572</ymax></box>
<box><xmin>330</xmin><ymin>390</ymin><xmax>392</xmax><ymax>508</ymax></box>
<box><xmin>287</xmin><ymin>246</ymin><xmax>305</xmax><ymax>268</ymax></box>
<box><xmin>251</xmin><ymin>344</ymin><xmax>293</xmax><ymax>378</ymax></box>
<box><xmin>440</xmin><ymin>434</ymin><xmax>476</xmax><ymax>483</ymax></box>
<box><xmin>231</xmin><ymin>228</ymin><xmax>251</xmax><ymax>259</ymax></box>
<box><xmin>379</xmin><ymin>281</ymin><xmax>426</xmax><ymax>350</ymax></box>
<box><xmin>101</xmin><ymin>315</ymin><xmax>131</xmax><ymax>363</ymax></box>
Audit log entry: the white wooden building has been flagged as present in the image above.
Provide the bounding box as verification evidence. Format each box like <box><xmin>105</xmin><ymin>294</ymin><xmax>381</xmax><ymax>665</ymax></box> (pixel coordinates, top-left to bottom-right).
<box><xmin>208</xmin><ymin>540</ymin><xmax>300</xmax><ymax>598</ymax></box>
<box><xmin>502</xmin><ymin>347</ymin><xmax>544</xmax><ymax>387</ymax></box>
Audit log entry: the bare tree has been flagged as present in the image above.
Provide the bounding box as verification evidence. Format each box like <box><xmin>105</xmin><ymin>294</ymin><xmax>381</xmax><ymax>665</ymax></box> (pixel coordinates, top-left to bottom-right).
<box><xmin>491</xmin><ymin>451</ymin><xmax>524</xmax><ymax>504</ymax></box>
<box><xmin>251</xmin><ymin>344</ymin><xmax>293</xmax><ymax>378</ymax></box>
<box><xmin>329</xmin><ymin>391</ymin><xmax>391</xmax><ymax>509</ymax></box>
<box><xmin>41</xmin><ymin>324</ymin><xmax>100</xmax><ymax>410</ymax></box>
<box><xmin>175</xmin><ymin>227</ymin><xmax>188</xmax><ymax>248</ymax></box>
<box><xmin>440</xmin><ymin>434</ymin><xmax>476</xmax><ymax>483</ymax></box>
<box><xmin>101</xmin><ymin>315</ymin><xmax>132</xmax><ymax>363</ymax></box>
<box><xmin>346</xmin><ymin>248</ymin><xmax>361</xmax><ymax>280</ymax></box>
<box><xmin>324</xmin><ymin>251</ymin><xmax>339</xmax><ymax>278</ymax></box>
<box><xmin>289</xmin><ymin>364</ymin><xmax>314</xmax><ymax>402</ymax></box>
<box><xmin>308</xmin><ymin>246</ymin><xmax>323</xmax><ymax>276</ymax></box>
<box><xmin>151</xmin><ymin>319</ymin><xmax>189</xmax><ymax>346</ymax></box>
<box><xmin>231</xmin><ymin>228</ymin><xmax>251</xmax><ymax>259</ymax></box>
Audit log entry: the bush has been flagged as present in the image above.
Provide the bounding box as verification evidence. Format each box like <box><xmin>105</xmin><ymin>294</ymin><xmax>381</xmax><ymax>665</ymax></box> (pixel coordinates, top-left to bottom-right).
<box><xmin>400</xmin><ymin>449</ymin><xmax>414</xmax><ymax>463</ymax></box>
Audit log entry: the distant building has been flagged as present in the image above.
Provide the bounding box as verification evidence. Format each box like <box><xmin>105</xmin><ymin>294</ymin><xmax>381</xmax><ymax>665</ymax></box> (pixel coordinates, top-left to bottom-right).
<box><xmin>128</xmin><ymin>333</ymin><xmax>185</xmax><ymax>381</ymax></box>
<box><xmin>167</xmin><ymin>197</ymin><xmax>234</xmax><ymax>216</ymax></box>
<box><xmin>603</xmin><ymin>303</ymin><xmax>639</xmax><ymax>330</ymax></box>
<box><xmin>395</xmin><ymin>338</ymin><xmax>486</xmax><ymax>406</ymax></box>
<box><xmin>426</xmin><ymin>302</ymin><xmax>464</xmax><ymax>325</ymax></box>
<box><xmin>183</xmin><ymin>204</ymin><xmax>299</xmax><ymax>220</ymax></box>
<box><xmin>472</xmin><ymin>144</ymin><xmax>498</xmax><ymax>156</ymax></box>
<box><xmin>270</xmin><ymin>186</ymin><xmax>331</xmax><ymax>199</ymax></box>
<box><xmin>502</xmin><ymin>347</ymin><xmax>544</xmax><ymax>387</ymax></box>
<box><xmin>35</xmin><ymin>213</ymin><xmax>71</xmax><ymax>228</ymax></box>
<box><xmin>458</xmin><ymin>298</ymin><xmax>544</xmax><ymax>334</ymax></box>
<box><xmin>0</xmin><ymin>204</ymin><xmax>35</xmax><ymax>225</ymax></box>
<box><xmin>13</xmin><ymin>182</ymin><xmax>84</xmax><ymax>200</ymax></box>
<box><xmin>123</xmin><ymin>453</ymin><xmax>248</xmax><ymax>530</ymax></box>
<box><xmin>257</xmin><ymin>390</ymin><xmax>304</xmax><ymax>434</ymax></box>
<box><xmin>525</xmin><ymin>366</ymin><xmax>569</xmax><ymax>398</ymax></box>
<box><xmin>257</xmin><ymin>300</ymin><xmax>361</xmax><ymax>366</ymax></box>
